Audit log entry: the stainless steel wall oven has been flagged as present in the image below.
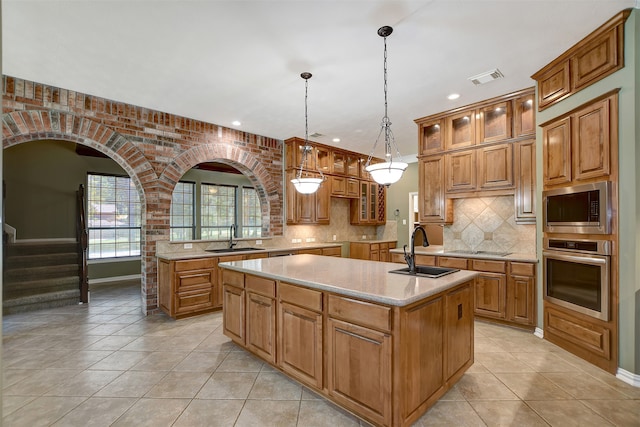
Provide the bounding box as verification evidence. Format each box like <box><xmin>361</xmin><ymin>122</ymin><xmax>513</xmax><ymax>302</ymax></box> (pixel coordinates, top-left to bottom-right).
<box><xmin>543</xmin><ymin>238</ymin><xmax>610</xmax><ymax>321</ymax></box>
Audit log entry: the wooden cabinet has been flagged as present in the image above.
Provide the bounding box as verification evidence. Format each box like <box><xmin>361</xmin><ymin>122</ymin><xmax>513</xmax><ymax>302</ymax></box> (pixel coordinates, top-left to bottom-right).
<box><xmin>286</xmin><ymin>169</ymin><xmax>330</xmax><ymax>225</ymax></box>
<box><xmin>445</xmin><ymin>150</ymin><xmax>476</xmax><ymax>193</ymax></box>
<box><xmin>246</xmin><ymin>274</ymin><xmax>276</xmax><ymax>364</ymax></box>
<box><xmin>542</xmin><ymin>91</ymin><xmax>618</xmax><ymax>188</ymax></box>
<box><xmin>479</xmin><ymin>101</ymin><xmax>512</xmax><ymax>144</ymax></box>
<box><xmin>445</xmin><ymin>284</ymin><xmax>473</xmax><ymax>379</ymax></box>
<box><xmin>478</xmin><ymin>143</ymin><xmax>514</xmax><ymax>190</ymax></box>
<box><xmin>474</xmin><ymin>272</ymin><xmax>507</xmax><ymax>320</ymax></box>
<box><xmin>222</xmin><ymin>269</ymin><xmax>245</xmax><ymax>345</ymax></box>
<box><xmin>532</xmin><ymin>10</ymin><xmax>630</xmax><ymax>111</ymax></box>
<box><xmin>514</xmin><ymin>140</ymin><xmax>536</xmax><ymax>224</ymax></box>
<box><xmin>350</xmin><ymin>181</ymin><xmax>385</xmax><ymax>225</ymax></box>
<box><xmin>278</xmin><ymin>283</ymin><xmax>323</xmax><ymax>389</ymax></box>
<box><xmin>286</xmin><ymin>137</ymin><xmax>331</xmax><ymax>174</ymax></box>
<box><xmin>350</xmin><ymin>241</ymin><xmax>396</xmax><ymax>262</ymax></box>
<box><xmin>332</xmin><ymin>150</ymin><xmax>360</xmax><ymax>177</ymax></box>
<box><xmin>330</xmin><ymin>175</ymin><xmax>359</xmax><ymax>198</ymax></box>
<box><xmin>158</xmin><ymin>257</ymin><xmax>217</xmax><ymax>319</ymax></box>
<box><xmin>514</xmin><ymin>94</ymin><xmax>535</xmax><ymax>137</ymax></box>
<box><xmin>419</xmin><ymin>156</ymin><xmax>452</xmax><ymax>224</ymax></box>
<box><xmin>445</xmin><ymin>109</ymin><xmax>476</xmax><ymax>150</ymax></box>
<box><xmin>419</xmin><ymin>119</ymin><xmax>445</xmax><ymax>155</ymax></box>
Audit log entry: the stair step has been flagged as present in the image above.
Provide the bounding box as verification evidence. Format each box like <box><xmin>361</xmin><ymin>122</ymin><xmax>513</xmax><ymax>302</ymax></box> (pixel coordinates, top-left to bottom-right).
<box><xmin>3</xmin><ymin>289</ymin><xmax>81</xmax><ymax>315</ymax></box>
<box><xmin>4</xmin><ymin>264</ymin><xmax>80</xmax><ymax>282</ymax></box>
<box><xmin>6</xmin><ymin>241</ymin><xmax>78</xmax><ymax>257</ymax></box>
<box><xmin>5</xmin><ymin>252</ymin><xmax>80</xmax><ymax>269</ymax></box>
<box><xmin>3</xmin><ymin>276</ymin><xmax>80</xmax><ymax>296</ymax></box>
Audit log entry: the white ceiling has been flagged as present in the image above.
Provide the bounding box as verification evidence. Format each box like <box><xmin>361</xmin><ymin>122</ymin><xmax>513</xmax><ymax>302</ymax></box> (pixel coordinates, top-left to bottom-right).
<box><xmin>2</xmin><ymin>1</ymin><xmax>636</xmax><ymax>159</ymax></box>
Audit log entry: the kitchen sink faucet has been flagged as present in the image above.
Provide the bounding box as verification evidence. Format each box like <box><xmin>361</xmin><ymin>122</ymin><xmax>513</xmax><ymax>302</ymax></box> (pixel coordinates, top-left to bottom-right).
<box><xmin>404</xmin><ymin>225</ymin><xmax>430</xmax><ymax>274</ymax></box>
<box><xmin>229</xmin><ymin>224</ymin><xmax>238</xmax><ymax>249</ymax></box>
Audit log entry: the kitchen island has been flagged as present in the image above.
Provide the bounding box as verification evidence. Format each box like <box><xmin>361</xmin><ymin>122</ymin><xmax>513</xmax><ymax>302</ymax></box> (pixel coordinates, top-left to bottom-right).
<box><xmin>219</xmin><ymin>254</ymin><xmax>477</xmax><ymax>427</ymax></box>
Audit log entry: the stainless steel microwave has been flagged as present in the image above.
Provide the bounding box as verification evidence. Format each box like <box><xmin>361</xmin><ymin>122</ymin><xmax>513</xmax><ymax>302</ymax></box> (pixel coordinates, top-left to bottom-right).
<box><xmin>543</xmin><ymin>181</ymin><xmax>611</xmax><ymax>234</ymax></box>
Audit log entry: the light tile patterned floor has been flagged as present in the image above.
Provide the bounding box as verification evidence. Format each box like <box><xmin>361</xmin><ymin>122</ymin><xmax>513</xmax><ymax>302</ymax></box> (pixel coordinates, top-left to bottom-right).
<box><xmin>3</xmin><ymin>281</ymin><xmax>640</xmax><ymax>426</ymax></box>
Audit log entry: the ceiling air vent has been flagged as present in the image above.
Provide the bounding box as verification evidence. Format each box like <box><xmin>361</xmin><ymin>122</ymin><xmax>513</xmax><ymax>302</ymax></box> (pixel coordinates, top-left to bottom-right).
<box><xmin>309</xmin><ymin>132</ymin><xmax>324</xmax><ymax>138</ymax></box>
<box><xmin>468</xmin><ymin>69</ymin><xmax>504</xmax><ymax>85</ymax></box>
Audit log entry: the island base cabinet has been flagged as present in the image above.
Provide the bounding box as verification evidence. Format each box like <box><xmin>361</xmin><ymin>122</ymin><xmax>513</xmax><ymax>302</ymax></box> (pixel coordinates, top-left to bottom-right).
<box><xmin>445</xmin><ymin>285</ymin><xmax>473</xmax><ymax>379</ymax></box>
<box><xmin>327</xmin><ymin>318</ymin><xmax>392</xmax><ymax>427</ymax></box>
<box><xmin>246</xmin><ymin>292</ymin><xmax>276</xmax><ymax>364</ymax></box>
<box><xmin>278</xmin><ymin>302</ymin><xmax>323</xmax><ymax>389</ymax></box>
<box><xmin>222</xmin><ymin>285</ymin><xmax>245</xmax><ymax>345</ymax></box>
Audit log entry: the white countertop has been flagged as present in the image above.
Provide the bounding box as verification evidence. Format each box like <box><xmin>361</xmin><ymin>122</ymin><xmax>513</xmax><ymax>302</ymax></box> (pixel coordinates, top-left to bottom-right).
<box><xmin>218</xmin><ymin>254</ymin><xmax>478</xmax><ymax>307</ymax></box>
<box><xmin>157</xmin><ymin>243</ymin><xmax>342</xmax><ymax>261</ymax></box>
<box><xmin>389</xmin><ymin>245</ymin><xmax>538</xmax><ymax>263</ymax></box>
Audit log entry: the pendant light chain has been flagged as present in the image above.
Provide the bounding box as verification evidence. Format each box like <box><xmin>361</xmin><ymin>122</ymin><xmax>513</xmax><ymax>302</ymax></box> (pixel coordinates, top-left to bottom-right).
<box><xmin>297</xmin><ymin>76</ymin><xmax>310</xmax><ymax>181</ymax></box>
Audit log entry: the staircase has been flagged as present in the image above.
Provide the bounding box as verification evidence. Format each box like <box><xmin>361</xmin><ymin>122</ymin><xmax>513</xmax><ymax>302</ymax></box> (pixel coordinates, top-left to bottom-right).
<box><xmin>3</xmin><ymin>241</ymin><xmax>82</xmax><ymax>314</ymax></box>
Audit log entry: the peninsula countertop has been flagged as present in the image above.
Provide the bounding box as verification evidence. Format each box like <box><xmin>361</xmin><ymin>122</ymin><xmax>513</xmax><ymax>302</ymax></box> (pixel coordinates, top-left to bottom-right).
<box><xmin>156</xmin><ymin>243</ymin><xmax>342</xmax><ymax>261</ymax></box>
<box><xmin>218</xmin><ymin>254</ymin><xmax>478</xmax><ymax>307</ymax></box>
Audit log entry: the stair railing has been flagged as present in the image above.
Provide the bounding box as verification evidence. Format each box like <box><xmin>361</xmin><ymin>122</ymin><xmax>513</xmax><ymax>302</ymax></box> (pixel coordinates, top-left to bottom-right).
<box><xmin>76</xmin><ymin>184</ymin><xmax>89</xmax><ymax>303</ymax></box>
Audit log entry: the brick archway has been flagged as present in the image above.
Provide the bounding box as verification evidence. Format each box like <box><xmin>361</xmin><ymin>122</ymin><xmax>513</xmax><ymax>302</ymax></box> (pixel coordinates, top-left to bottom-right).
<box><xmin>161</xmin><ymin>144</ymin><xmax>281</xmax><ymax>236</ymax></box>
<box><xmin>2</xmin><ymin>110</ymin><xmax>158</xmax><ymax>313</ymax></box>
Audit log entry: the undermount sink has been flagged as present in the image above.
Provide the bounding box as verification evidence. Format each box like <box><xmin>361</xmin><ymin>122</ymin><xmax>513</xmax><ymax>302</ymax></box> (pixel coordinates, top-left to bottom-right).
<box><xmin>205</xmin><ymin>247</ymin><xmax>265</xmax><ymax>253</ymax></box>
<box><xmin>389</xmin><ymin>266</ymin><xmax>459</xmax><ymax>278</ymax></box>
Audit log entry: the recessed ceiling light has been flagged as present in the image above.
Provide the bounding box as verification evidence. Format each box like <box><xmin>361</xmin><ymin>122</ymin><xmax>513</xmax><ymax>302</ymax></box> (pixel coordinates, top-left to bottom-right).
<box><xmin>232</xmin><ymin>120</ymin><xmax>241</xmax><ymax>126</ymax></box>
<box><xmin>332</xmin><ymin>138</ymin><xmax>340</xmax><ymax>143</ymax></box>
<box><xmin>447</xmin><ymin>93</ymin><xmax>460</xmax><ymax>100</ymax></box>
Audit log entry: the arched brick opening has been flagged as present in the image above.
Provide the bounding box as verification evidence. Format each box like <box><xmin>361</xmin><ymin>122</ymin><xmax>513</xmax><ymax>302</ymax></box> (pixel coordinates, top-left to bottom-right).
<box><xmin>2</xmin><ymin>110</ymin><xmax>158</xmax><ymax>313</ymax></box>
<box><xmin>161</xmin><ymin>144</ymin><xmax>281</xmax><ymax>236</ymax></box>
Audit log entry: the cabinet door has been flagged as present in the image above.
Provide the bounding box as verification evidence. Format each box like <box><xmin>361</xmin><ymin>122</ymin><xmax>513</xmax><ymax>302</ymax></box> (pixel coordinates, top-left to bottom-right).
<box><xmin>445</xmin><ymin>284</ymin><xmax>473</xmax><ymax>379</ymax></box>
<box><xmin>330</xmin><ymin>175</ymin><xmax>346</xmax><ymax>197</ymax></box>
<box><xmin>346</xmin><ymin>178</ymin><xmax>359</xmax><ymax>198</ymax></box>
<box><xmin>537</xmin><ymin>61</ymin><xmax>571</xmax><ymax>111</ymax></box>
<box><xmin>445</xmin><ymin>110</ymin><xmax>476</xmax><ymax>150</ymax></box>
<box><xmin>278</xmin><ymin>302</ymin><xmax>323</xmax><ymax>388</ymax></box>
<box><xmin>346</xmin><ymin>155</ymin><xmax>360</xmax><ymax>177</ymax></box>
<box><xmin>223</xmin><ymin>285</ymin><xmax>245</xmax><ymax>345</ymax></box>
<box><xmin>507</xmin><ymin>275</ymin><xmax>535</xmax><ymax>326</ymax></box>
<box><xmin>542</xmin><ymin>116</ymin><xmax>571</xmax><ymax>186</ymax></box>
<box><xmin>514</xmin><ymin>140</ymin><xmax>536</xmax><ymax>224</ymax></box>
<box><xmin>315</xmin><ymin>178</ymin><xmax>330</xmax><ymax>223</ymax></box>
<box><xmin>514</xmin><ymin>94</ymin><xmax>535</xmax><ymax>137</ymax></box>
<box><xmin>419</xmin><ymin>119</ymin><xmax>445</xmax><ymax>154</ymax></box>
<box><xmin>419</xmin><ymin>156</ymin><xmax>452</xmax><ymax>224</ymax></box>
<box><xmin>327</xmin><ymin>318</ymin><xmax>392</xmax><ymax>426</ymax></box>
<box><xmin>474</xmin><ymin>272</ymin><xmax>507</xmax><ymax>319</ymax></box>
<box><xmin>316</xmin><ymin>146</ymin><xmax>331</xmax><ymax>175</ymax></box>
<box><xmin>246</xmin><ymin>291</ymin><xmax>276</xmax><ymax>364</ymax></box>
<box><xmin>446</xmin><ymin>150</ymin><xmax>476</xmax><ymax>193</ymax></box>
<box><xmin>332</xmin><ymin>150</ymin><xmax>347</xmax><ymax>175</ymax></box>
<box><xmin>478</xmin><ymin>143</ymin><xmax>513</xmax><ymax>190</ymax></box>
<box><xmin>479</xmin><ymin>101</ymin><xmax>512</xmax><ymax>144</ymax></box>
<box><xmin>573</xmin><ymin>97</ymin><xmax>610</xmax><ymax>181</ymax></box>
<box><xmin>369</xmin><ymin>182</ymin><xmax>378</xmax><ymax>223</ymax></box>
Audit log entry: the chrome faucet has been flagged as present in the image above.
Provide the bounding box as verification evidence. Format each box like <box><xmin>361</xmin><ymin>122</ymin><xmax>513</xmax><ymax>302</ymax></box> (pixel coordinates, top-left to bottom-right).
<box><xmin>403</xmin><ymin>225</ymin><xmax>430</xmax><ymax>274</ymax></box>
<box><xmin>229</xmin><ymin>224</ymin><xmax>237</xmax><ymax>249</ymax></box>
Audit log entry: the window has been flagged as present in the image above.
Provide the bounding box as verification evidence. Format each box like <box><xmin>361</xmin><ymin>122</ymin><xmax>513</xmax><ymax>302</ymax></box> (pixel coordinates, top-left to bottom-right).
<box><xmin>201</xmin><ymin>183</ymin><xmax>235</xmax><ymax>240</ymax></box>
<box><xmin>242</xmin><ymin>187</ymin><xmax>262</xmax><ymax>237</ymax></box>
<box><xmin>87</xmin><ymin>174</ymin><xmax>141</xmax><ymax>259</ymax></box>
<box><xmin>170</xmin><ymin>181</ymin><xmax>195</xmax><ymax>241</ymax></box>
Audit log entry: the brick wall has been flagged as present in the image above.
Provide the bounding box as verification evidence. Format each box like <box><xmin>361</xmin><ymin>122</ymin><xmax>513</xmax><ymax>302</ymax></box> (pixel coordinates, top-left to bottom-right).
<box><xmin>2</xmin><ymin>75</ymin><xmax>284</xmax><ymax>314</ymax></box>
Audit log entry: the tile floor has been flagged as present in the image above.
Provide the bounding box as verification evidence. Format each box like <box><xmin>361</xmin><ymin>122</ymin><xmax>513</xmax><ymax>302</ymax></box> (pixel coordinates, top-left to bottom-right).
<box><xmin>2</xmin><ymin>280</ymin><xmax>640</xmax><ymax>426</ymax></box>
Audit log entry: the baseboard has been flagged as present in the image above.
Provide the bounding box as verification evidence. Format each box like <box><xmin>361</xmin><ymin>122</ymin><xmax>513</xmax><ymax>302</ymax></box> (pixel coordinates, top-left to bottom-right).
<box><xmin>89</xmin><ymin>274</ymin><xmax>141</xmax><ymax>285</ymax></box>
<box><xmin>617</xmin><ymin>368</ymin><xmax>640</xmax><ymax>388</ymax></box>
<box><xmin>533</xmin><ymin>327</ymin><xmax>544</xmax><ymax>339</ymax></box>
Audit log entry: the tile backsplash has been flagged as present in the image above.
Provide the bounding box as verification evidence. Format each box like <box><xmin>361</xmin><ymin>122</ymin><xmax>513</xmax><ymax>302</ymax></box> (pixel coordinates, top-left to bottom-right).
<box><xmin>443</xmin><ymin>196</ymin><xmax>536</xmax><ymax>254</ymax></box>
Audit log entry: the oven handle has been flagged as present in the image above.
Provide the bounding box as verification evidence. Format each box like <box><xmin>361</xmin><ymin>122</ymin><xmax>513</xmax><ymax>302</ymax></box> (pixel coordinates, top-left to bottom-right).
<box><xmin>542</xmin><ymin>250</ymin><xmax>609</xmax><ymax>265</ymax></box>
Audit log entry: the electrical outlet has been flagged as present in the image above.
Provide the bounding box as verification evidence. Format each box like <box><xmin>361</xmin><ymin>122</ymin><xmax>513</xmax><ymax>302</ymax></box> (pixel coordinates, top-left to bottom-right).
<box><xmin>362</xmin><ymin>235</ymin><xmax>367</xmax><ymax>240</ymax></box>
<box><xmin>332</xmin><ymin>235</ymin><xmax>336</xmax><ymax>241</ymax></box>
<box><xmin>255</xmin><ymin>240</ymin><xmax>262</xmax><ymax>245</ymax></box>
<box><xmin>184</xmin><ymin>243</ymin><xmax>193</xmax><ymax>249</ymax></box>
<box><xmin>292</xmin><ymin>239</ymin><xmax>297</xmax><ymax>243</ymax></box>
<box><xmin>402</xmin><ymin>219</ymin><xmax>406</xmax><ymax>225</ymax></box>
<box><xmin>306</xmin><ymin>238</ymin><xmax>312</xmax><ymax>242</ymax></box>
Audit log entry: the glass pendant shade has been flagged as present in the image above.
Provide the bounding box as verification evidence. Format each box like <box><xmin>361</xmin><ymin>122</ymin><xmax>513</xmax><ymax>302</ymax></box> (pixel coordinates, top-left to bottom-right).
<box><xmin>291</xmin><ymin>177</ymin><xmax>323</xmax><ymax>194</ymax></box>
<box><xmin>366</xmin><ymin>160</ymin><xmax>408</xmax><ymax>186</ymax></box>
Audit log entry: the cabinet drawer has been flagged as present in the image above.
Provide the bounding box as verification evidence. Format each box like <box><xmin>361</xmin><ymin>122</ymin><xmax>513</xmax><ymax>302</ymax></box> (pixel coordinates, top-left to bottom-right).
<box><xmin>298</xmin><ymin>248</ymin><xmax>323</xmax><ymax>255</ymax></box>
<box><xmin>328</xmin><ymin>295</ymin><xmax>391</xmax><ymax>333</ymax></box>
<box><xmin>415</xmin><ymin>254</ymin><xmax>437</xmax><ymax>266</ymax></box>
<box><xmin>438</xmin><ymin>257</ymin><xmax>468</xmax><ymax>269</ymax></box>
<box><xmin>472</xmin><ymin>259</ymin><xmax>506</xmax><ymax>273</ymax></box>
<box><xmin>176</xmin><ymin>270</ymin><xmax>213</xmax><ymax>292</ymax></box>
<box><xmin>246</xmin><ymin>274</ymin><xmax>276</xmax><ymax>297</ymax></box>
<box><xmin>370</xmin><ymin>243</ymin><xmax>380</xmax><ymax>251</ymax></box>
<box><xmin>510</xmin><ymin>262</ymin><xmax>535</xmax><ymax>276</ymax></box>
<box><xmin>280</xmin><ymin>282</ymin><xmax>323</xmax><ymax>312</ymax></box>
<box><xmin>175</xmin><ymin>288</ymin><xmax>214</xmax><ymax>315</ymax></box>
<box><xmin>222</xmin><ymin>269</ymin><xmax>245</xmax><ymax>288</ymax></box>
<box><xmin>322</xmin><ymin>246</ymin><xmax>342</xmax><ymax>257</ymax></box>
<box><xmin>175</xmin><ymin>258</ymin><xmax>215</xmax><ymax>272</ymax></box>
<box><xmin>390</xmin><ymin>252</ymin><xmax>405</xmax><ymax>263</ymax></box>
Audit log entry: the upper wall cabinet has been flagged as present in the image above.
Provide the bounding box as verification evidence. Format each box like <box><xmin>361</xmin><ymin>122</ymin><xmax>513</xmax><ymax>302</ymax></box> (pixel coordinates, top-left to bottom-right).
<box><xmin>541</xmin><ymin>90</ymin><xmax>618</xmax><ymax>189</ymax></box>
<box><xmin>479</xmin><ymin>101</ymin><xmax>512</xmax><ymax>144</ymax></box>
<box><xmin>532</xmin><ymin>10</ymin><xmax>630</xmax><ymax>111</ymax></box>
<box><xmin>419</xmin><ymin>119</ymin><xmax>445</xmax><ymax>155</ymax></box>
<box><xmin>445</xmin><ymin>109</ymin><xmax>477</xmax><ymax>150</ymax></box>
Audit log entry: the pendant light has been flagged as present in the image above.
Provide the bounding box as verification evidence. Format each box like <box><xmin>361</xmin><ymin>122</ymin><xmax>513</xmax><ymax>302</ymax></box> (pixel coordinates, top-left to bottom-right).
<box><xmin>364</xmin><ymin>26</ymin><xmax>408</xmax><ymax>187</ymax></box>
<box><xmin>291</xmin><ymin>72</ymin><xmax>324</xmax><ymax>194</ymax></box>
